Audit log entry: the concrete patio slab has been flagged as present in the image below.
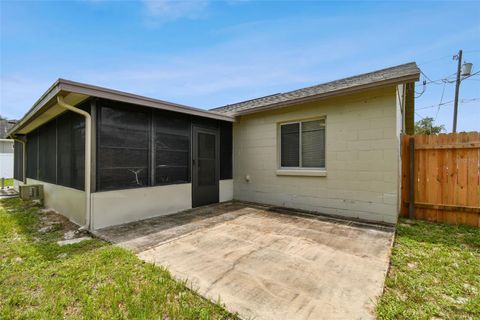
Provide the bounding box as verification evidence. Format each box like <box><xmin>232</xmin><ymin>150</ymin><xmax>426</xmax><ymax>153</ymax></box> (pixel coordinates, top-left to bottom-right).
<box><xmin>99</xmin><ymin>203</ymin><xmax>394</xmax><ymax>320</ymax></box>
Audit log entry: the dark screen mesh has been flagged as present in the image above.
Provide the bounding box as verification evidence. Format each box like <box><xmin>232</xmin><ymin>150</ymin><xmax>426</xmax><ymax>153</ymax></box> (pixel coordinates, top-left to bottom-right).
<box><xmin>219</xmin><ymin>122</ymin><xmax>232</xmax><ymax>179</ymax></box>
<box><xmin>26</xmin><ymin>131</ymin><xmax>38</xmax><ymax>179</ymax></box>
<box><xmin>38</xmin><ymin>120</ymin><xmax>57</xmax><ymax>183</ymax></box>
<box><xmin>25</xmin><ymin>111</ymin><xmax>85</xmax><ymax>190</ymax></box>
<box><xmin>57</xmin><ymin>112</ymin><xmax>85</xmax><ymax>189</ymax></box>
<box><xmin>97</xmin><ymin>103</ymin><xmax>150</xmax><ymax>191</ymax></box>
<box><xmin>13</xmin><ymin>141</ymin><xmax>24</xmax><ymax>180</ymax></box>
<box><xmin>198</xmin><ymin>132</ymin><xmax>216</xmax><ymax>186</ymax></box>
<box><xmin>95</xmin><ymin>99</ymin><xmax>233</xmax><ymax>191</ymax></box>
<box><xmin>154</xmin><ymin>110</ymin><xmax>190</xmax><ymax>185</ymax></box>
<box><xmin>281</xmin><ymin>123</ymin><xmax>300</xmax><ymax>167</ymax></box>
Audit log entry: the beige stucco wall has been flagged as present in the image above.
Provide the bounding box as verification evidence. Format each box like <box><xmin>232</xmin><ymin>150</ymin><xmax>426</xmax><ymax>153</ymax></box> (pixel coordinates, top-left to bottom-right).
<box><xmin>14</xmin><ymin>177</ymin><xmax>233</xmax><ymax>230</ymax></box>
<box><xmin>91</xmin><ymin>179</ymin><xmax>234</xmax><ymax>230</ymax></box>
<box><xmin>233</xmin><ymin>86</ymin><xmax>401</xmax><ymax>224</ymax></box>
<box><xmin>91</xmin><ymin>183</ymin><xmax>193</xmax><ymax>230</ymax></box>
<box><xmin>220</xmin><ymin>179</ymin><xmax>234</xmax><ymax>202</ymax></box>
<box><xmin>14</xmin><ymin>178</ymin><xmax>86</xmax><ymax>226</ymax></box>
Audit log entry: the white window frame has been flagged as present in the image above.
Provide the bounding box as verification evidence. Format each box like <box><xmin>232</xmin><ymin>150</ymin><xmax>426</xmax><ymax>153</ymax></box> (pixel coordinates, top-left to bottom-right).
<box><xmin>277</xmin><ymin>117</ymin><xmax>326</xmax><ymax>177</ymax></box>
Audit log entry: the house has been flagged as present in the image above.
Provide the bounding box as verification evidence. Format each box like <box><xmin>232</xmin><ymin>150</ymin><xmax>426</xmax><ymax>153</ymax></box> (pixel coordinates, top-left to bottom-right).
<box><xmin>0</xmin><ymin>139</ymin><xmax>14</xmax><ymax>179</ymax></box>
<box><xmin>0</xmin><ymin>118</ymin><xmax>16</xmax><ymax>179</ymax></box>
<box><xmin>9</xmin><ymin>62</ymin><xmax>419</xmax><ymax>229</ymax></box>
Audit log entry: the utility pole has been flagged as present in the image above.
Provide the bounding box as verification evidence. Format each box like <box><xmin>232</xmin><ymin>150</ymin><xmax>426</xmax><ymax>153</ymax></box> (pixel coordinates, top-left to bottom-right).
<box><xmin>452</xmin><ymin>49</ymin><xmax>462</xmax><ymax>133</ymax></box>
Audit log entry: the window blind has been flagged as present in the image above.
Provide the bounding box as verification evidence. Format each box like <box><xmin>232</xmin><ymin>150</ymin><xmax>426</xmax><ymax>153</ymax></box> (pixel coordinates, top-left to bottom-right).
<box><xmin>280</xmin><ymin>119</ymin><xmax>325</xmax><ymax>169</ymax></box>
<box><xmin>281</xmin><ymin>123</ymin><xmax>300</xmax><ymax>167</ymax></box>
<box><xmin>301</xmin><ymin>120</ymin><xmax>325</xmax><ymax>168</ymax></box>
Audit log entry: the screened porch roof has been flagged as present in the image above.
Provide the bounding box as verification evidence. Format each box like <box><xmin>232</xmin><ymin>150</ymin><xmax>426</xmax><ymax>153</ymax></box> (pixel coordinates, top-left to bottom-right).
<box><xmin>8</xmin><ymin>79</ymin><xmax>234</xmax><ymax>137</ymax></box>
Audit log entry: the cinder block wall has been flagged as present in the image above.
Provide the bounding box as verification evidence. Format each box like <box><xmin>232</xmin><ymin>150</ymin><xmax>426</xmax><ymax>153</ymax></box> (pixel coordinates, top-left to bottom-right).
<box><xmin>233</xmin><ymin>86</ymin><xmax>401</xmax><ymax>224</ymax></box>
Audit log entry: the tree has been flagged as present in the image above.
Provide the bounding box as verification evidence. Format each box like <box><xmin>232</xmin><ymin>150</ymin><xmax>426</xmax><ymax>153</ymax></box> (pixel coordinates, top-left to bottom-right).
<box><xmin>414</xmin><ymin>117</ymin><xmax>445</xmax><ymax>135</ymax></box>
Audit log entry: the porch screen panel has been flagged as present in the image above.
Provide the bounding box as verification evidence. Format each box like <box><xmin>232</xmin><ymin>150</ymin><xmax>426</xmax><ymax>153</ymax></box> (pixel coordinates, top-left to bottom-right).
<box><xmin>280</xmin><ymin>123</ymin><xmax>300</xmax><ymax>167</ymax></box>
<box><xmin>57</xmin><ymin>112</ymin><xmax>85</xmax><ymax>190</ymax></box>
<box><xmin>97</xmin><ymin>103</ymin><xmax>150</xmax><ymax>191</ymax></box>
<box><xmin>154</xmin><ymin>110</ymin><xmax>190</xmax><ymax>185</ymax></box>
<box><xmin>13</xmin><ymin>141</ymin><xmax>23</xmax><ymax>181</ymax></box>
<box><xmin>38</xmin><ymin>120</ymin><xmax>57</xmax><ymax>183</ymax></box>
<box><xmin>26</xmin><ymin>130</ymin><xmax>38</xmax><ymax>179</ymax></box>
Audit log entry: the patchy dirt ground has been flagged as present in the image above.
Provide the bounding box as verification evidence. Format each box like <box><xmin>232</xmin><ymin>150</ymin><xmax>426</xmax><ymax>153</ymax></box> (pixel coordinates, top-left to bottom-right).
<box><xmin>1</xmin><ymin>198</ymin><xmax>235</xmax><ymax>319</ymax></box>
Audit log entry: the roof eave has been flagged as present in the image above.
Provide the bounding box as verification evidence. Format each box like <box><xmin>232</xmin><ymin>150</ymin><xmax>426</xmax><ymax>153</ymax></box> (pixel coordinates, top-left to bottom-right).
<box><xmin>232</xmin><ymin>73</ymin><xmax>420</xmax><ymax>116</ymax></box>
<box><xmin>8</xmin><ymin>79</ymin><xmax>234</xmax><ymax>137</ymax></box>
<box><xmin>7</xmin><ymin>80</ymin><xmax>62</xmax><ymax>137</ymax></box>
<box><xmin>57</xmin><ymin>79</ymin><xmax>235</xmax><ymax>122</ymax></box>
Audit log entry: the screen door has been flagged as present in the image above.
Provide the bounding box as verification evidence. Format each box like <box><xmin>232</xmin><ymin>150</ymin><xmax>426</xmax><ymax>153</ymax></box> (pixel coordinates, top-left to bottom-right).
<box><xmin>192</xmin><ymin>126</ymin><xmax>219</xmax><ymax>207</ymax></box>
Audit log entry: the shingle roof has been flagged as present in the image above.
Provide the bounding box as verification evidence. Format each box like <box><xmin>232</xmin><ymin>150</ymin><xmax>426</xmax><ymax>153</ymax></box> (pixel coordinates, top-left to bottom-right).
<box><xmin>210</xmin><ymin>62</ymin><xmax>420</xmax><ymax>115</ymax></box>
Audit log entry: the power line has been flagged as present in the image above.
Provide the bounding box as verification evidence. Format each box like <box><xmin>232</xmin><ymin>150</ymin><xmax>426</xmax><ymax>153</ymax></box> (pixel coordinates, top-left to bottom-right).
<box><xmin>461</xmin><ymin>70</ymin><xmax>480</xmax><ymax>80</ymax></box>
<box><xmin>414</xmin><ymin>72</ymin><xmax>457</xmax><ymax>87</ymax></box>
<box><xmin>416</xmin><ymin>98</ymin><xmax>480</xmax><ymax>110</ymax></box>
<box><xmin>435</xmin><ymin>82</ymin><xmax>447</xmax><ymax>121</ymax></box>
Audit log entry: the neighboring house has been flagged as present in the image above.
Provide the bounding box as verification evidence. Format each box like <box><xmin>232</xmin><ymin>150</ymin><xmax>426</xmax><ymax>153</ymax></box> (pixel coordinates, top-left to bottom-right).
<box><xmin>0</xmin><ymin>139</ymin><xmax>14</xmax><ymax>179</ymax></box>
<box><xmin>9</xmin><ymin>62</ymin><xmax>419</xmax><ymax>229</ymax></box>
<box><xmin>0</xmin><ymin>117</ymin><xmax>17</xmax><ymax>138</ymax></box>
<box><xmin>0</xmin><ymin>118</ymin><xmax>16</xmax><ymax>179</ymax></box>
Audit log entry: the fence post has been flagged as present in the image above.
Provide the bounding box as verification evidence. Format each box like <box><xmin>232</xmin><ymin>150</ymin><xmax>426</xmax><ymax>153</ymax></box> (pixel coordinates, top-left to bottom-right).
<box><xmin>408</xmin><ymin>137</ymin><xmax>415</xmax><ymax>219</ymax></box>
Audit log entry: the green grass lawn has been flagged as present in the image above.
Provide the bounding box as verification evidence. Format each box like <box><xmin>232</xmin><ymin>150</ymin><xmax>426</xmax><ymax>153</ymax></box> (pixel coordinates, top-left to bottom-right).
<box><xmin>0</xmin><ymin>198</ymin><xmax>236</xmax><ymax>319</ymax></box>
<box><xmin>377</xmin><ymin>219</ymin><xmax>480</xmax><ymax>319</ymax></box>
<box><xmin>2</xmin><ymin>178</ymin><xmax>13</xmax><ymax>187</ymax></box>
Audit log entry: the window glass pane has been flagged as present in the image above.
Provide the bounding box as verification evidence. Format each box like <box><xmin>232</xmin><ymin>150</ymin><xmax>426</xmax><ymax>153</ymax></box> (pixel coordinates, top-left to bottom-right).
<box><xmin>97</xmin><ymin>104</ymin><xmax>150</xmax><ymax>191</ymax></box>
<box><xmin>38</xmin><ymin>120</ymin><xmax>56</xmax><ymax>183</ymax></box>
<box><xmin>281</xmin><ymin>123</ymin><xmax>299</xmax><ymax>167</ymax></box>
<box><xmin>301</xmin><ymin>120</ymin><xmax>325</xmax><ymax>168</ymax></box>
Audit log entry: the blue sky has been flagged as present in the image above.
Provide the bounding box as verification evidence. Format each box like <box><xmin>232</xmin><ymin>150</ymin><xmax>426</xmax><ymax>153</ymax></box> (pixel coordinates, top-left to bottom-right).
<box><xmin>1</xmin><ymin>0</ymin><xmax>479</xmax><ymax>132</ymax></box>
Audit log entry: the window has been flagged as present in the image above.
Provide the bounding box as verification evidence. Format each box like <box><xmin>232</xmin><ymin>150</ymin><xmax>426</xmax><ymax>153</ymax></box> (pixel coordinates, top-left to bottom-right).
<box><xmin>97</xmin><ymin>103</ymin><xmax>150</xmax><ymax>191</ymax></box>
<box><xmin>280</xmin><ymin>119</ymin><xmax>325</xmax><ymax>169</ymax></box>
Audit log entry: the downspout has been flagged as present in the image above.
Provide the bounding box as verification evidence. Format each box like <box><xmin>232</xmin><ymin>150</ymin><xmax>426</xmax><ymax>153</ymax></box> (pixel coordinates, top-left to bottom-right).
<box><xmin>11</xmin><ymin>135</ymin><xmax>26</xmax><ymax>184</ymax></box>
<box><xmin>57</xmin><ymin>96</ymin><xmax>92</xmax><ymax>230</ymax></box>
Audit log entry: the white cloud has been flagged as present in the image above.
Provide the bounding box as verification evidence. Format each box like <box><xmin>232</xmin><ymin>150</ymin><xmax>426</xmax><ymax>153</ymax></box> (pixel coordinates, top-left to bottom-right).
<box><xmin>142</xmin><ymin>0</ymin><xmax>209</xmax><ymax>20</ymax></box>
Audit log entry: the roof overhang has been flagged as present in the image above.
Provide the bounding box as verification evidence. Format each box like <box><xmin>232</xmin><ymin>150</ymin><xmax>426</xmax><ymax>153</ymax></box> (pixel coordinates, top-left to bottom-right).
<box><xmin>8</xmin><ymin>79</ymin><xmax>234</xmax><ymax>137</ymax></box>
<box><xmin>231</xmin><ymin>73</ymin><xmax>420</xmax><ymax>116</ymax></box>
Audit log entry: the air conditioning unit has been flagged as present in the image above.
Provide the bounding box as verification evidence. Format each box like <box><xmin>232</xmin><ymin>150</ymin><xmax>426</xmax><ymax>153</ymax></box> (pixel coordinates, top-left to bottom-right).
<box><xmin>19</xmin><ymin>185</ymin><xmax>44</xmax><ymax>202</ymax></box>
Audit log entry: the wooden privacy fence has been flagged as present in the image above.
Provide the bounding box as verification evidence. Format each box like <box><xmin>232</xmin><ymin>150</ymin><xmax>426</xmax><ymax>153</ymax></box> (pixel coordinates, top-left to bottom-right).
<box><xmin>401</xmin><ymin>132</ymin><xmax>480</xmax><ymax>227</ymax></box>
